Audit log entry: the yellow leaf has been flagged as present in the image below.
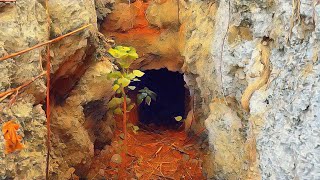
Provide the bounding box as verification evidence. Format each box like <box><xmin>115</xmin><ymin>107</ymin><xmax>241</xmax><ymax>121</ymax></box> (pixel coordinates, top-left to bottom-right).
<box><xmin>118</xmin><ymin>77</ymin><xmax>131</xmax><ymax>87</ymax></box>
<box><xmin>133</xmin><ymin>70</ymin><xmax>144</xmax><ymax>77</ymax></box>
<box><xmin>174</xmin><ymin>116</ymin><xmax>183</xmax><ymax>121</ymax></box>
<box><xmin>113</xmin><ymin>84</ymin><xmax>120</xmax><ymax>91</ymax></box>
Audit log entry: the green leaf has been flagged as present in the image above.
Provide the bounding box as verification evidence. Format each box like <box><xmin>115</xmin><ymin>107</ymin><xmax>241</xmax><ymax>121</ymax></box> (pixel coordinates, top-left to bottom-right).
<box><xmin>150</xmin><ymin>95</ymin><xmax>156</xmax><ymax>101</ymax></box>
<box><xmin>114</xmin><ymin>107</ymin><xmax>123</xmax><ymax>115</ymax></box>
<box><xmin>133</xmin><ymin>125</ymin><xmax>139</xmax><ymax>131</ymax></box>
<box><xmin>107</xmin><ymin>97</ymin><xmax>123</xmax><ymax>109</ymax></box>
<box><xmin>108</xmin><ymin>48</ymin><xmax>119</xmax><ymax>58</ymax></box>
<box><xmin>119</xmin><ymin>133</ymin><xmax>125</xmax><ymax>140</ymax></box>
<box><xmin>113</xmin><ymin>84</ymin><xmax>120</xmax><ymax>91</ymax></box>
<box><xmin>132</xmin><ymin>125</ymin><xmax>139</xmax><ymax>134</ymax></box>
<box><xmin>128</xmin><ymin>51</ymin><xmax>138</xmax><ymax>60</ymax></box>
<box><xmin>109</xmin><ymin>46</ymin><xmax>138</xmax><ymax>61</ymax></box>
<box><xmin>127</xmin><ymin>104</ymin><xmax>135</xmax><ymax>111</ymax></box>
<box><xmin>115</xmin><ymin>46</ymin><xmax>131</xmax><ymax>52</ymax></box>
<box><xmin>145</xmin><ymin>96</ymin><xmax>151</xmax><ymax>106</ymax></box>
<box><xmin>138</xmin><ymin>87</ymin><xmax>157</xmax><ymax>102</ymax></box>
<box><xmin>128</xmin><ymin>86</ymin><xmax>136</xmax><ymax>90</ymax></box>
<box><xmin>119</xmin><ymin>58</ymin><xmax>133</xmax><ymax>68</ymax></box>
<box><xmin>137</xmin><ymin>93</ymin><xmax>147</xmax><ymax>105</ymax></box>
<box><xmin>133</xmin><ymin>70</ymin><xmax>145</xmax><ymax>77</ymax></box>
<box><xmin>126</xmin><ymin>73</ymin><xmax>136</xmax><ymax>80</ymax></box>
<box><xmin>111</xmin><ymin>49</ymin><xmax>127</xmax><ymax>59</ymax></box>
<box><xmin>127</xmin><ymin>123</ymin><xmax>134</xmax><ymax>128</ymax></box>
<box><xmin>107</xmin><ymin>71</ymin><xmax>122</xmax><ymax>79</ymax></box>
<box><xmin>118</xmin><ymin>77</ymin><xmax>131</xmax><ymax>87</ymax></box>
<box><xmin>174</xmin><ymin>116</ymin><xmax>183</xmax><ymax>121</ymax></box>
<box><xmin>116</xmin><ymin>88</ymin><xmax>122</xmax><ymax>94</ymax></box>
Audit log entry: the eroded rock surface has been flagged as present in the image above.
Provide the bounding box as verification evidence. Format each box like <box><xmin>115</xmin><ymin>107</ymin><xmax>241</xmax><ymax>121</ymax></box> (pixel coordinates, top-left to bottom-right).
<box><xmin>179</xmin><ymin>0</ymin><xmax>320</xmax><ymax>179</ymax></box>
<box><xmin>0</xmin><ymin>0</ymin><xmax>114</xmax><ymax>179</ymax></box>
<box><xmin>1</xmin><ymin>0</ymin><xmax>320</xmax><ymax>179</ymax></box>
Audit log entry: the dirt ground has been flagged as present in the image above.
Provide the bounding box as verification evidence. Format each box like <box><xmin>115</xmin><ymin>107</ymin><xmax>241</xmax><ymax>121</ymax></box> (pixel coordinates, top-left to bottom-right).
<box><xmin>86</xmin><ymin>107</ymin><xmax>206</xmax><ymax>179</ymax></box>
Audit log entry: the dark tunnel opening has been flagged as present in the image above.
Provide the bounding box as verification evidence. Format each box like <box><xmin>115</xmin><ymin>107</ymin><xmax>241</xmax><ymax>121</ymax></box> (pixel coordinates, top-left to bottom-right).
<box><xmin>131</xmin><ymin>68</ymin><xmax>189</xmax><ymax>129</ymax></box>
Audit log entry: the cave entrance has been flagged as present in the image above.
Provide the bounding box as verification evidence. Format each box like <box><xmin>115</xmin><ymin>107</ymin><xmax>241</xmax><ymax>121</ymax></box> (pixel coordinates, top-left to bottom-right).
<box><xmin>131</xmin><ymin>68</ymin><xmax>189</xmax><ymax>129</ymax></box>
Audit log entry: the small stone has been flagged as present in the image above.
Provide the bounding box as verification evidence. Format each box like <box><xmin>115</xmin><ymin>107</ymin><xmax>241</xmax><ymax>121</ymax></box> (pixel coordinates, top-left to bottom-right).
<box><xmin>103</xmin><ymin>145</ymin><xmax>111</xmax><ymax>150</ymax></box>
<box><xmin>119</xmin><ymin>133</ymin><xmax>125</xmax><ymax>140</ymax></box>
<box><xmin>183</xmin><ymin>154</ymin><xmax>190</xmax><ymax>161</ymax></box>
<box><xmin>135</xmin><ymin>172</ymin><xmax>143</xmax><ymax>178</ymax></box>
<box><xmin>99</xmin><ymin>169</ymin><xmax>105</xmax><ymax>176</ymax></box>
<box><xmin>111</xmin><ymin>154</ymin><xmax>122</xmax><ymax>164</ymax></box>
<box><xmin>94</xmin><ymin>149</ymin><xmax>101</xmax><ymax>155</ymax></box>
<box><xmin>190</xmin><ymin>159</ymin><xmax>198</xmax><ymax>164</ymax></box>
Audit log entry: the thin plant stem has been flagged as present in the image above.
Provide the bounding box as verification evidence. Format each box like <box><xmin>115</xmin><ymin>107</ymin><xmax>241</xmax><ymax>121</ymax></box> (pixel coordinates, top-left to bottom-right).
<box><xmin>121</xmin><ymin>87</ymin><xmax>128</xmax><ymax>177</ymax></box>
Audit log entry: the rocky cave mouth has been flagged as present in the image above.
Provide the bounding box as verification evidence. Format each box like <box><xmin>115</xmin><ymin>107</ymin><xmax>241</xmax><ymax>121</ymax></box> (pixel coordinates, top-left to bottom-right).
<box><xmin>131</xmin><ymin>68</ymin><xmax>189</xmax><ymax>129</ymax></box>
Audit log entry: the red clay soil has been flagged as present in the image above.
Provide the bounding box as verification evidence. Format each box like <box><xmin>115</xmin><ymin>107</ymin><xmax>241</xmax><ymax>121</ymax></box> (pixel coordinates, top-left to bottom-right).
<box><xmin>87</xmin><ymin>107</ymin><xmax>206</xmax><ymax>179</ymax></box>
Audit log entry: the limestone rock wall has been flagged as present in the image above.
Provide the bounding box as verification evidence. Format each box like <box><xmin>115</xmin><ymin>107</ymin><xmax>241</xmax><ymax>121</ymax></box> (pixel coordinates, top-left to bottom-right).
<box><xmin>0</xmin><ymin>1</ymin><xmax>49</xmax><ymax>179</ymax></box>
<box><xmin>1</xmin><ymin>0</ymin><xmax>319</xmax><ymax>179</ymax></box>
<box><xmin>179</xmin><ymin>0</ymin><xmax>320</xmax><ymax>179</ymax></box>
<box><xmin>0</xmin><ymin>0</ymin><xmax>115</xmax><ymax>179</ymax></box>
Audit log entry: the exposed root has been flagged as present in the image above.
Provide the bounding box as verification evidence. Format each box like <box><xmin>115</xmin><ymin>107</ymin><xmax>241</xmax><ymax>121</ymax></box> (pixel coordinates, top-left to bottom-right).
<box><xmin>241</xmin><ymin>41</ymin><xmax>271</xmax><ymax>112</ymax></box>
<box><xmin>0</xmin><ymin>24</ymin><xmax>92</xmax><ymax>61</ymax></box>
<box><xmin>0</xmin><ymin>71</ymin><xmax>46</xmax><ymax>100</ymax></box>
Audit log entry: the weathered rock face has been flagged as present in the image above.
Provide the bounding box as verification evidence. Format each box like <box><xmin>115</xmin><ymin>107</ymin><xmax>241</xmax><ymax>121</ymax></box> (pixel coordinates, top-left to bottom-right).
<box><xmin>0</xmin><ymin>0</ymin><xmax>115</xmax><ymax>179</ymax></box>
<box><xmin>101</xmin><ymin>0</ymin><xmax>184</xmax><ymax>71</ymax></box>
<box><xmin>50</xmin><ymin>58</ymin><xmax>115</xmax><ymax>179</ymax></box>
<box><xmin>1</xmin><ymin>0</ymin><xmax>320</xmax><ymax>179</ymax></box>
<box><xmin>0</xmin><ymin>1</ymin><xmax>49</xmax><ymax>179</ymax></box>
<box><xmin>179</xmin><ymin>0</ymin><xmax>320</xmax><ymax>179</ymax></box>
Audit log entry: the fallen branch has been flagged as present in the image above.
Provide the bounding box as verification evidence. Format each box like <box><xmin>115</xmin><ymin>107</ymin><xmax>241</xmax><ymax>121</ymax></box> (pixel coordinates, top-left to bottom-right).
<box><xmin>153</xmin><ymin>173</ymin><xmax>174</xmax><ymax>180</ymax></box>
<box><xmin>0</xmin><ymin>71</ymin><xmax>46</xmax><ymax>99</ymax></box>
<box><xmin>0</xmin><ymin>24</ymin><xmax>92</xmax><ymax>61</ymax></box>
<box><xmin>170</xmin><ymin>143</ymin><xmax>189</xmax><ymax>155</ymax></box>
<box><xmin>152</xmin><ymin>146</ymin><xmax>163</xmax><ymax>158</ymax></box>
<box><xmin>0</xmin><ymin>92</ymin><xmax>14</xmax><ymax>103</ymax></box>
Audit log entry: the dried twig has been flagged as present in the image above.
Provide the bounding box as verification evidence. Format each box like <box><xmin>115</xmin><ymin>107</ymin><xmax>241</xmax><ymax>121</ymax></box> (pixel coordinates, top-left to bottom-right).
<box><xmin>153</xmin><ymin>173</ymin><xmax>174</xmax><ymax>180</ymax></box>
<box><xmin>0</xmin><ymin>24</ymin><xmax>92</xmax><ymax>62</ymax></box>
<box><xmin>8</xmin><ymin>89</ymin><xmax>19</xmax><ymax>107</ymax></box>
<box><xmin>153</xmin><ymin>146</ymin><xmax>163</xmax><ymax>158</ymax></box>
<box><xmin>0</xmin><ymin>71</ymin><xmax>46</xmax><ymax>99</ymax></box>
<box><xmin>170</xmin><ymin>143</ymin><xmax>189</xmax><ymax>155</ymax></box>
<box><xmin>0</xmin><ymin>92</ymin><xmax>14</xmax><ymax>103</ymax></box>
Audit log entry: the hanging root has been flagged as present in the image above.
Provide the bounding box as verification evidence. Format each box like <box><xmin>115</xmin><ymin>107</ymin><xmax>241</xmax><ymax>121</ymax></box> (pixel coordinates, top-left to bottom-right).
<box><xmin>241</xmin><ymin>41</ymin><xmax>271</xmax><ymax>112</ymax></box>
<box><xmin>0</xmin><ymin>24</ymin><xmax>92</xmax><ymax>62</ymax></box>
<box><xmin>0</xmin><ymin>71</ymin><xmax>47</xmax><ymax>100</ymax></box>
